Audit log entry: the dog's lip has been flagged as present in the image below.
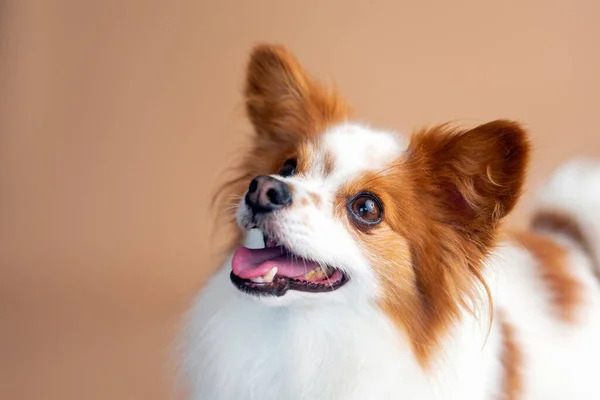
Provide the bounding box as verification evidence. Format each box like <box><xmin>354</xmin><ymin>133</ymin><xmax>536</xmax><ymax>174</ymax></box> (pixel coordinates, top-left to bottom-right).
<box><xmin>230</xmin><ymin>270</ymin><xmax>349</xmax><ymax>297</ymax></box>
<box><xmin>229</xmin><ymin>229</ymin><xmax>350</xmax><ymax>296</ymax></box>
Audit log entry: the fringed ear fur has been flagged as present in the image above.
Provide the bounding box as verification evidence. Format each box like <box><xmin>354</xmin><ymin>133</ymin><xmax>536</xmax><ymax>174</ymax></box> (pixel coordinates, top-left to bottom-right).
<box><xmin>408</xmin><ymin>120</ymin><xmax>531</xmax><ymax>241</ymax></box>
<box><xmin>244</xmin><ymin>44</ymin><xmax>349</xmax><ymax>142</ymax></box>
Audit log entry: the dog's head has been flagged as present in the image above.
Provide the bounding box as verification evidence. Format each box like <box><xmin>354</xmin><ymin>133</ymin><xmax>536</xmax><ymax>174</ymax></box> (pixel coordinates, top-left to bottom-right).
<box><xmin>221</xmin><ymin>44</ymin><xmax>529</xmax><ymax>356</ymax></box>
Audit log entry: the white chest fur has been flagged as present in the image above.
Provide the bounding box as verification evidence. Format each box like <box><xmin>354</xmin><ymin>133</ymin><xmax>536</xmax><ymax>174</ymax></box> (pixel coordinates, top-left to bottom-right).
<box><xmin>182</xmin><ymin>266</ymin><xmax>499</xmax><ymax>400</ymax></box>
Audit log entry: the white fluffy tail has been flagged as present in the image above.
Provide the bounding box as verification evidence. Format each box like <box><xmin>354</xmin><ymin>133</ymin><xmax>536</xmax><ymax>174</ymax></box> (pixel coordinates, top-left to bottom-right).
<box><xmin>531</xmin><ymin>159</ymin><xmax>600</xmax><ymax>274</ymax></box>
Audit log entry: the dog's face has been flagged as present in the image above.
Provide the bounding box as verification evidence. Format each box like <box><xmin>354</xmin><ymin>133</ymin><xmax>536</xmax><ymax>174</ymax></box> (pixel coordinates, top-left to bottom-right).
<box><xmin>222</xmin><ymin>45</ymin><xmax>530</xmax><ymax>354</ymax></box>
<box><xmin>233</xmin><ymin>122</ymin><xmax>407</xmax><ymax>306</ymax></box>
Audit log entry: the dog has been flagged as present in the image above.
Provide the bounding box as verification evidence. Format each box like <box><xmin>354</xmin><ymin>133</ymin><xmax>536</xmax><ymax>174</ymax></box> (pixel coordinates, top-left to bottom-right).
<box><xmin>181</xmin><ymin>44</ymin><xmax>600</xmax><ymax>399</ymax></box>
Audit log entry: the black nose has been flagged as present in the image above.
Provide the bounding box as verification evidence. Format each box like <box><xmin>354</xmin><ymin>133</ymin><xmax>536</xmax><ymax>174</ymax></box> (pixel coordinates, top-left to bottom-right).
<box><xmin>245</xmin><ymin>175</ymin><xmax>292</xmax><ymax>213</ymax></box>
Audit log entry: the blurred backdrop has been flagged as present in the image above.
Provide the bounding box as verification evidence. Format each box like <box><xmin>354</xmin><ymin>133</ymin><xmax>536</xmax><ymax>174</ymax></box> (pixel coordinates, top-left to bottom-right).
<box><xmin>1</xmin><ymin>1</ymin><xmax>599</xmax><ymax>399</ymax></box>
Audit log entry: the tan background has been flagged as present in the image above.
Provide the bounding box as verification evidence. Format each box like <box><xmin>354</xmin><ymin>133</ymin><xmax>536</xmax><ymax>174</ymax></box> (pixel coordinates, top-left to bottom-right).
<box><xmin>1</xmin><ymin>1</ymin><xmax>599</xmax><ymax>399</ymax></box>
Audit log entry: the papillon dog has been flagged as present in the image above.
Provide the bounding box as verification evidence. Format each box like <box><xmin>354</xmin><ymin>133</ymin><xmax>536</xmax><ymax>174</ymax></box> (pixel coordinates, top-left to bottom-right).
<box><xmin>181</xmin><ymin>44</ymin><xmax>600</xmax><ymax>399</ymax></box>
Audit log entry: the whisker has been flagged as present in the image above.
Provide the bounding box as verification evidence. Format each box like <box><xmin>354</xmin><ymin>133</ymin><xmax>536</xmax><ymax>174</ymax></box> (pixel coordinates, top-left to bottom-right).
<box><xmin>302</xmin><ymin>257</ymin><xmax>309</xmax><ymax>276</ymax></box>
<box><xmin>320</xmin><ymin>262</ymin><xmax>334</xmax><ymax>290</ymax></box>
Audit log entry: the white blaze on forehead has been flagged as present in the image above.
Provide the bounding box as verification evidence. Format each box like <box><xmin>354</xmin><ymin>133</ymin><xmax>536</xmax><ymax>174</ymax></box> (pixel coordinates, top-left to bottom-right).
<box><xmin>320</xmin><ymin>123</ymin><xmax>406</xmax><ymax>180</ymax></box>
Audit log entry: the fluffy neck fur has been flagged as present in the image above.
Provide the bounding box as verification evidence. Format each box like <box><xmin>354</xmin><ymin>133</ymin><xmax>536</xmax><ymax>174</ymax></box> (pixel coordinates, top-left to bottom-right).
<box><xmin>182</xmin><ymin>235</ymin><xmax>507</xmax><ymax>400</ymax></box>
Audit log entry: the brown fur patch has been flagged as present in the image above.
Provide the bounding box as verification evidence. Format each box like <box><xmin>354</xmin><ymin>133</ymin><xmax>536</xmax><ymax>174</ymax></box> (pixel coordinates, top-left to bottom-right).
<box><xmin>297</xmin><ymin>197</ymin><xmax>309</xmax><ymax>207</ymax></box>
<box><xmin>308</xmin><ymin>192</ymin><xmax>322</xmax><ymax>207</ymax></box>
<box><xmin>532</xmin><ymin>209</ymin><xmax>599</xmax><ymax>278</ymax></box>
<box><xmin>322</xmin><ymin>150</ymin><xmax>335</xmax><ymax>176</ymax></box>
<box><xmin>498</xmin><ymin>311</ymin><xmax>523</xmax><ymax>400</ymax></box>
<box><xmin>336</xmin><ymin>120</ymin><xmax>530</xmax><ymax>366</ymax></box>
<box><xmin>512</xmin><ymin>231</ymin><xmax>581</xmax><ymax>322</ymax></box>
<box><xmin>245</xmin><ymin>45</ymin><xmax>350</xmax><ymax>141</ymax></box>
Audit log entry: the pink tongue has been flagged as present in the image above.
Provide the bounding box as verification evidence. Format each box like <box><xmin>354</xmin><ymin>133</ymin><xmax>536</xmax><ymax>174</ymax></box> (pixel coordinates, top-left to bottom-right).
<box><xmin>232</xmin><ymin>246</ymin><xmax>319</xmax><ymax>279</ymax></box>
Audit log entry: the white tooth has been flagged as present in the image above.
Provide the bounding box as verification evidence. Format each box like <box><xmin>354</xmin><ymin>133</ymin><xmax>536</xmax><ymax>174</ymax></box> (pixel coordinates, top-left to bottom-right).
<box><xmin>263</xmin><ymin>267</ymin><xmax>277</xmax><ymax>283</ymax></box>
<box><xmin>246</xmin><ymin>229</ymin><xmax>265</xmax><ymax>250</ymax></box>
<box><xmin>251</xmin><ymin>277</ymin><xmax>264</xmax><ymax>283</ymax></box>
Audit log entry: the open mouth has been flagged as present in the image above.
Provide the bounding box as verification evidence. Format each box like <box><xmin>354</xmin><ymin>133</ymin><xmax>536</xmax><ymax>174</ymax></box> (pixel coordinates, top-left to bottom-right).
<box><xmin>230</xmin><ymin>232</ymin><xmax>349</xmax><ymax>297</ymax></box>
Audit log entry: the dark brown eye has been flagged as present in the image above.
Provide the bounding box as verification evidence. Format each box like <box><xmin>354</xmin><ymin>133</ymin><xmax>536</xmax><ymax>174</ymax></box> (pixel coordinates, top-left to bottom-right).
<box><xmin>279</xmin><ymin>158</ymin><xmax>297</xmax><ymax>177</ymax></box>
<box><xmin>349</xmin><ymin>193</ymin><xmax>383</xmax><ymax>225</ymax></box>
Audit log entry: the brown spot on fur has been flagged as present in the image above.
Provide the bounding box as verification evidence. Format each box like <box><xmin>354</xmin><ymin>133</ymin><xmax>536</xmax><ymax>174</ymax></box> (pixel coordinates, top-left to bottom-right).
<box><xmin>532</xmin><ymin>209</ymin><xmax>599</xmax><ymax>278</ymax></box>
<box><xmin>308</xmin><ymin>192</ymin><xmax>322</xmax><ymax>207</ymax></box>
<box><xmin>298</xmin><ymin>197</ymin><xmax>309</xmax><ymax>207</ymax></box>
<box><xmin>336</xmin><ymin>120</ymin><xmax>530</xmax><ymax>366</ymax></box>
<box><xmin>322</xmin><ymin>150</ymin><xmax>335</xmax><ymax>176</ymax></box>
<box><xmin>498</xmin><ymin>311</ymin><xmax>523</xmax><ymax>400</ymax></box>
<box><xmin>286</xmin><ymin>183</ymin><xmax>295</xmax><ymax>196</ymax></box>
<box><xmin>513</xmin><ymin>231</ymin><xmax>581</xmax><ymax>323</ymax></box>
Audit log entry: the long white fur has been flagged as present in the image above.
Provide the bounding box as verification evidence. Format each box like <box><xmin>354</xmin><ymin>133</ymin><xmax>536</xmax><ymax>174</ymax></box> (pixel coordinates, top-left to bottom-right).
<box><xmin>181</xmin><ymin>124</ymin><xmax>600</xmax><ymax>399</ymax></box>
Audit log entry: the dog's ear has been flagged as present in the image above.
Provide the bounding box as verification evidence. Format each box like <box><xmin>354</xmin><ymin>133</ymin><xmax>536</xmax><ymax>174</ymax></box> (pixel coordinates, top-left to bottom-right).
<box><xmin>408</xmin><ymin>120</ymin><xmax>530</xmax><ymax>240</ymax></box>
<box><xmin>244</xmin><ymin>44</ymin><xmax>349</xmax><ymax>142</ymax></box>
